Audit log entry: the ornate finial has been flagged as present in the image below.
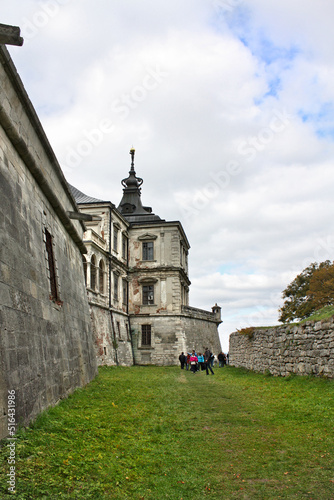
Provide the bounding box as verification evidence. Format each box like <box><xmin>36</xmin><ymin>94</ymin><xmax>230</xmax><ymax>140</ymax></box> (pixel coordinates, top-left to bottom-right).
<box><xmin>121</xmin><ymin>147</ymin><xmax>143</xmax><ymax>189</ymax></box>
<box><xmin>130</xmin><ymin>147</ymin><xmax>135</xmax><ymax>171</ymax></box>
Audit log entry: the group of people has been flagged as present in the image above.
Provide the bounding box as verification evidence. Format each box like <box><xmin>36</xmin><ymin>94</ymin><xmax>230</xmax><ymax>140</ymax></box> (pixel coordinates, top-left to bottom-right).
<box><xmin>217</xmin><ymin>351</ymin><xmax>229</xmax><ymax>367</ymax></box>
<box><xmin>179</xmin><ymin>349</ymin><xmax>229</xmax><ymax>375</ymax></box>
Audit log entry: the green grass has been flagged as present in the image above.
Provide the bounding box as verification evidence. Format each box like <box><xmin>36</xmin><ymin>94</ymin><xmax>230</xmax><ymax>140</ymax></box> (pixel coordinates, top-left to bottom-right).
<box><xmin>299</xmin><ymin>305</ymin><xmax>334</xmax><ymax>324</ymax></box>
<box><xmin>0</xmin><ymin>366</ymin><xmax>333</xmax><ymax>499</ymax></box>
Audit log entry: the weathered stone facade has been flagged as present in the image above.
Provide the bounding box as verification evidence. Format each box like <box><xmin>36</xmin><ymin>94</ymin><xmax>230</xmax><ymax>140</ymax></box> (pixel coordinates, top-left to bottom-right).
<box><xmin>0</xmin><ymin>46</ymin><xmax>97</xmax><ymax>439</ymax></box>
<box><xmin>229</xmin><ymin>318</ymin><xmax>334</xmax><ymax>378</ymax></box>
<box><xmin>70</xmin><ymin>194</ymin><xmax>134</xmax><ymax>367</ymax></box>
<box><xmin>72</xmin><ymin>151</ymin><xmax>222</xmax><ymax>365</ymax></box>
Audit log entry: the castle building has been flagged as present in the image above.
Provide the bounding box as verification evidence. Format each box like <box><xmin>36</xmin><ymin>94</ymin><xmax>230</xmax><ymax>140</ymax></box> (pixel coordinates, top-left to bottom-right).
<box><xmin>71</xmin><ymin>149</ymin><xmax>222</xmax><ymax>365</ymax></box>
<box><xmin>0</xmin><ymin>29</ymin><xmax>220</xmax><ymax>440</ymax></box>
<box><xmin>68</xmin><ymin>186</ymin><xmax>134</xmax><ymax>367</ymax></box>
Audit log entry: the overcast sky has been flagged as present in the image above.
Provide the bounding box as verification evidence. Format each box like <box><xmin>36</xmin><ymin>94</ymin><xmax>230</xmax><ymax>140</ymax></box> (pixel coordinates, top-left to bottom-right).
<box><xmin>3</xmin><ymin>0</ymin><xmax>334</xmax><ymax>352</ymax></box>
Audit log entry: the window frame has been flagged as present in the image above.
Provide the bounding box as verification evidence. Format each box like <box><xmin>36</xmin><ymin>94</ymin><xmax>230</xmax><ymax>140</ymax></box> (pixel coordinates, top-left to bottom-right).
<box><xmin>113</xmin><ymin>227</ymin><xmax>118</xmax><ymax>252</ymax></box>
<box><xmin>122</xmin><ymin>234</ymin><xmax>128</xmax><ymax>260</ymax></box>
<box><xmin>141</xmin><ymin>324</ymin><xmax>151</xmax><ymax>346</ymax></box>
<box><xmin>142</xmin><ymin>284</ymin><xmax>154</xmax><ymax>305</ymax></box>
<box><xmin>142</xmin><ymin>241</ymin><xmax>154</xmax><ymax>261</ymax></box>
<box><xmin>99</xmin><ymin>259</ymin><xmax>105</xmax><ymax>293</ymax></box>
<box><xmin>113</xmin><ymin>273</ymin><xmax>119</xmax><ymax>302</ymax></box>
<box><xmin>44</xmin><ymin>228</ymin><xmax>60</xmax><ymax>301</ymax></box>
<box><xmin>122</xmin><ymin>278</ymin><xmax>128</xmax><ymax>306</ymax></box>
<box><xmin>90</xmin><ymin>254</ymin><xmax>97</xmax><ymax>291</ymax></box>
<box><xmin>82</xmin><ymin>255</ymin><xmax>87</xmax><ymax>286</ymax></box>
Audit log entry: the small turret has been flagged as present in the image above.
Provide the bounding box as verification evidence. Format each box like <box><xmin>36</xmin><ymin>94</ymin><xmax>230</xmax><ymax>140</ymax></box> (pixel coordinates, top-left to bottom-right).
<box><xmin>212</xmin><ymin>303</ymin><xmax>222</xmax><ymax>323</ymax></box>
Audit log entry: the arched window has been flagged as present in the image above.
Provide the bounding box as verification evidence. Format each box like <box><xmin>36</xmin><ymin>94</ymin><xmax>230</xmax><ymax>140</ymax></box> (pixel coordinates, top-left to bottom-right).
<box><xmin>90</xmin><ymin>254</ymin><xmax>97</xmax><ymax>290</ymax></box>
<box><xmin>99</xmin><ymin>259</ymin><xmax>105</xmax><ymax>293</ymax></box>
<box><xmin>82</xmin><ymin>255</ymin><xmax>87</xmax><ymax>286</ymax></box>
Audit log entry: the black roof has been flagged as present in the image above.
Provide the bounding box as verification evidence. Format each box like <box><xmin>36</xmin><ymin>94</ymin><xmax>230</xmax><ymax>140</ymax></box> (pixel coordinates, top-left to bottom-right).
<box><xmin>69</xmin><ymin>184</ymin><xmax>107</xmax><ymax>204</ymax></box>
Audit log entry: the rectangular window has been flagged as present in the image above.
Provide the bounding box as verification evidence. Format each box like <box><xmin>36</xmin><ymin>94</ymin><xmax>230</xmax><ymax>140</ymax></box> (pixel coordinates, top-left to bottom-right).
<box><xmin>45</xmin><ymin>229</ymin><xmax>59</xmax><ymax>301</ymax></box>
<box><xmin>113</xmin><ymin>228</ymin><xmax>118</xmax><ymax>252</ymax></box>
<box><xmin>122</xmin><ymin>279</ymin><xmax>128</xmax><ymax>305</ymax></box>
<box><xmin>143</xmin><ymin>285</ymin><xmax>154</xmax><ymax>305</ymax></box>
<box><xmin>141</xmin><ymin>325</ymin><xmax>151</xmax><ymax>346</ymax></box>
<box><xmin>122</xmin><ymin>234</ymin><xmax>127</xmax><ymax>260</ymax></box>
<box><xmin>125</xmin><ymin>323</ymin><xmax>130</xmax><ymax>341</ymax></box>
<box><xmin>114</xmin><ymin>273</ymin><xmax>119</xmax><ymax>301</ymax></box>
<box><xmin>117</xmin><ymin>321</ymin><xmax>121</xmax><ymax>339</ymax></box>
<box><xmin>142</xmin><ymin>241</ymin><xmax>154</xmax><ymax>261</ymax></box>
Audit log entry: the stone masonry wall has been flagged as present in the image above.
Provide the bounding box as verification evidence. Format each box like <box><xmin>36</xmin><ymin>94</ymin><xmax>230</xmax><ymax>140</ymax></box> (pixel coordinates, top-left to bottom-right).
<box><xmin>229</xmin><ymin>318</ymin><xmax>334</xmax><ymax>378</ymax></box>
<box><xmin>90</xmin><ymin>303</ymin><xmax>133</xmax><ymax>367</ymax></box>
<box><xmin>181</xmin><ymin>307</ymin><xmax>222</xmax><ymax>357</ymax></box>
<box><xmin>132</xmin><ymin>308</ymin><xmax>221</xmax><ymax>366</ymax></box>
<box><xmin>0</xmin><ymin>46</ymin><xmax>97</xmax><ymax>438</ymax></box>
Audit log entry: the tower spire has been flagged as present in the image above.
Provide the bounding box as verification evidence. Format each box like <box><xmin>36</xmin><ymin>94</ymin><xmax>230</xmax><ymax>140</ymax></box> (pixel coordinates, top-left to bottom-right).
<box><xmin>130</xmin><ymin>146</ymin><xmax>135</xmax><ymax>171</ymax></box>
<box><xmin>117</xmin><ymin>148</ymin><xmax>162</xmax><ymax>222</ymax></box>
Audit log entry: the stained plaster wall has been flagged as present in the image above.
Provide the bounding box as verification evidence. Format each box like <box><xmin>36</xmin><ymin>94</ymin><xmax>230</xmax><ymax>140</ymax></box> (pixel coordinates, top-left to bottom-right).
<box><xmin>78</xmin><ymin>203</ymin><xmax>133</xmax><ymax>366</ymax></box>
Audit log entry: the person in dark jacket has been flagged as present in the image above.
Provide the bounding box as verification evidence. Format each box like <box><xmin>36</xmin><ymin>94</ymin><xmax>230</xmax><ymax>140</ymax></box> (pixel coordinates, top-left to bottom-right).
<box><xmin>186</xmin><ymin>352</ymin><xmax>190</xmax><ymax>370</ymax></box>
<box><xmin>218</xmin><ymin>352</ymin><xmax>225</xmax><ymax>367</ymax></box>
<box><xmin>179</xmin><ymin>352</ymin><xmax>187</xmax><ymax>369</ymax></box>
<box><xmin>204</xmin><ymin>347</ymin><xmax>214</xmax><ymax>375</ymax></box>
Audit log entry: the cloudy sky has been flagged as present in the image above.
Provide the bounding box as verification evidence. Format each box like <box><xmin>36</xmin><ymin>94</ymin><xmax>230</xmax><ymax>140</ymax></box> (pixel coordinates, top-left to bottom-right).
<box><xmin>3</xmin><ymin>0</ymin><xmax>334</xmax><ymax>351</ymax></box>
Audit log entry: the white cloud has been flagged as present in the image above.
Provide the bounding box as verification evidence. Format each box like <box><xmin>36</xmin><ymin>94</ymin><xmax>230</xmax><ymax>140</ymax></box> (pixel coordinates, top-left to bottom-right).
<box><xmin>3</xmin><ymin>0</ymin><xmax>334</xmax><ymax>353</ymax></box>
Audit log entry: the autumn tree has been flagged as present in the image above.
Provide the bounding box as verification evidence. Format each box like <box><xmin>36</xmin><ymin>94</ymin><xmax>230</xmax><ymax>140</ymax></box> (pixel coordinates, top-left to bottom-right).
<box><xmin>307</xmin><ymin>262</ymin><xmax>334</xmax><ymax>310</ymax></box>
<box><xmin>278</xmin><ymin>261</ymin><xmax>333</xmax><ymax>323</ymax></box>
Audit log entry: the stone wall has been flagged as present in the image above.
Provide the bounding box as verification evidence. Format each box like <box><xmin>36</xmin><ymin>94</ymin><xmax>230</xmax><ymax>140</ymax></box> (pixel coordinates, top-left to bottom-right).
<box><xmin>0</xmin><ymin>46</ymin><xmax>97</xmax><ymax>438</ymax></box>
<box><xmin>131</xmin><ymin>314</ymin><xmax>182</xmax><ymax>365</ymax></box>
<box><xmin>181</xmin><ymin>306</ymin><xmax>222</xmax><ymax>356</ymax></box>
<box><xmin>229</xmin><ymin>318</ymin><xmax>334</xmax><ymax>378</ymax></box>
<box><xmin>90</xmin><ymin>303</ymin><xmax>134</xmax><ymax>366</ymax></box>
<box><xmin>132</xmin><ymin>307</ymin><xmax>221</xmax><ymax>366</ymax></box>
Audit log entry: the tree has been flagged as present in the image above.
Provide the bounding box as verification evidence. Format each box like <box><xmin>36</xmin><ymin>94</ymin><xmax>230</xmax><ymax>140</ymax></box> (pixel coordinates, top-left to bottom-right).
<box><xmin>307</xmin><ymin>263</ymin><xmax>334</xmax><ymax>310</ymax></box>
<box><xmin>278</xmin><ymin>261</ymin><xmax>332</xmax><ymax>323</ymax></box>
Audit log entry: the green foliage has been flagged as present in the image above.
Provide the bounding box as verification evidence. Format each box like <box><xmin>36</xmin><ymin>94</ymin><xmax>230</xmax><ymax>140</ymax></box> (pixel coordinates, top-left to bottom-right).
<box><xmin>237</xmin><ymin>326</ymin><xmax>255</xmax><ymax>338</ymax></box>
<box><xmin>0</xmin><ymin>366</ymin><xmax>333</xmax><ymax>499</ymax></box>
<box><xmin>278</xmin><ymin>261</ymin><xmax>333</xmax><ymax>323</ymax></box>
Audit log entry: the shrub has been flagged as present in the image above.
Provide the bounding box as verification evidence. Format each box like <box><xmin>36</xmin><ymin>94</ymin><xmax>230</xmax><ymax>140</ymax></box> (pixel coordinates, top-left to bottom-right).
<box><xmin>236</xmin><ymin>327</ymin><xmax>255</xmax><ymax>339</ymax></box>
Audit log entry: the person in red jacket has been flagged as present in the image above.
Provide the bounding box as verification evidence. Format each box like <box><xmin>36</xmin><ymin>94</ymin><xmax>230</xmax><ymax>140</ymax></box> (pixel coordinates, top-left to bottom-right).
<box><xmin>189</xmin><ymin>350</ymin><xmax>198</xmax><ymax>374</ymax></box>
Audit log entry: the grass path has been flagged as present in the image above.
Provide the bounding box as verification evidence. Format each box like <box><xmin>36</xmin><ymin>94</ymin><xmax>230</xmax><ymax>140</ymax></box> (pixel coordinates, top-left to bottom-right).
<box><xmin>0</xmin><ymin>365</ymin><xmax>333</xmax><ymax>499</ymax></box>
